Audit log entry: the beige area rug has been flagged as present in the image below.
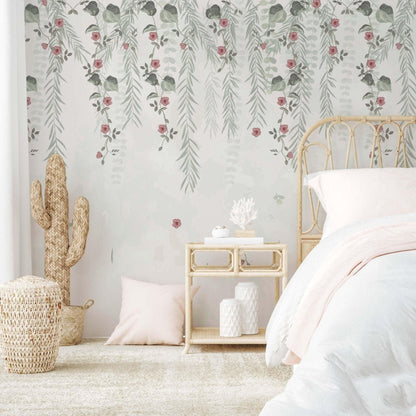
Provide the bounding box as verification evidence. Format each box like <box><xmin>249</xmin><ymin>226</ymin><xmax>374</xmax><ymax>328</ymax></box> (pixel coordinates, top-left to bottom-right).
<box><xmin>0</xmin><ymin>339</ymin><xmax>291</xmax><ymax>416</ymax></box>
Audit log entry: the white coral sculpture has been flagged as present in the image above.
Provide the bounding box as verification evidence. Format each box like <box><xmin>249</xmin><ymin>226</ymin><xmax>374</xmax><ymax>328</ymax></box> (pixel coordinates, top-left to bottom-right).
<box><xmin>229</xmin><ymin>197</ymin><xmax>258</xmax><ymax>230</ymax></box>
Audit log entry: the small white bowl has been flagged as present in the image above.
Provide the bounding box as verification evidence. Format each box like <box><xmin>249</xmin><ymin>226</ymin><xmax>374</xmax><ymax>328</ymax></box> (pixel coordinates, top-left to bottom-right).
<box><xmin>211</xmin><ymin>226</ymin><xmax>230</xmax><ymax>238</ymax></box>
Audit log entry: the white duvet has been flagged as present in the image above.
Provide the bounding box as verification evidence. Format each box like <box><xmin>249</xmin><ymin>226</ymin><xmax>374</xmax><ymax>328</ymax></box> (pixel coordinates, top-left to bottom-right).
<box><xmin>262</xmin><ymin>214</ymin><xmax>416</xmax><ymax>415</ymax></box>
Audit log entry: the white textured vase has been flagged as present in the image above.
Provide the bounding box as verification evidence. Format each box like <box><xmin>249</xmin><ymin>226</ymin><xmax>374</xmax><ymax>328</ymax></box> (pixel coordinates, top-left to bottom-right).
<box><xmin>219</xmin><ymin>299</ymin><xmax>241</xmax><ymax>337</ymax></box>
<box><xmin>235</xmin><ymin>282</ymin><xmax>259</xmax><ymax>335</ymax></box>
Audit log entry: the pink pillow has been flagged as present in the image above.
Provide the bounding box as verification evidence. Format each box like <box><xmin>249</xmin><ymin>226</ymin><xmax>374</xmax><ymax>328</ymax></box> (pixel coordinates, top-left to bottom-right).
<box><xmin>106</xmin><ymin>277</ymin><xmax>198</xmax><ymax>345</ymax></box>
<box><xmin>305</xmin><ymin>168</ymin><xmax>416</xmax><ymax>237</ymax></box>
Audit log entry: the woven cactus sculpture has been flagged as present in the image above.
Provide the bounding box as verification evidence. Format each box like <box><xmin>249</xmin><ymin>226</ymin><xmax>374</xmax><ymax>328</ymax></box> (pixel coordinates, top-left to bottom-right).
<box><xmin>30</xmin><ymin>154</ymin><xmax>89</xmax><ymax>305</ymax></box>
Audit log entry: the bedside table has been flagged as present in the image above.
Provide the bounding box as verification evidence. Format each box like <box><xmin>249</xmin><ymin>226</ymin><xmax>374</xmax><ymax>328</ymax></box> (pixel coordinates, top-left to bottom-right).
<box><xmin>183</xmin><ymin>242</ymin><xmax>288</xmax><ymax>354</ymax></box>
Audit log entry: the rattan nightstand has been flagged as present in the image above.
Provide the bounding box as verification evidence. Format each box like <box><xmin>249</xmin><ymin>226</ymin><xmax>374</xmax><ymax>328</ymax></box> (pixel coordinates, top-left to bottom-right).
<box><xmin>183</xmin><ymin>242</ymin><xmax>288</xmax><ymax>354</ymax></box>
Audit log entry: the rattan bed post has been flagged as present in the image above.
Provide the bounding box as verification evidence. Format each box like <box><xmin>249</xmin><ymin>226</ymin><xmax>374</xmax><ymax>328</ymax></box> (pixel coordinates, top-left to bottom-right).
<box><xmin>297</xmin><ymin>116</ymin><xmax>335</xmax><ymax>266</ymax></box>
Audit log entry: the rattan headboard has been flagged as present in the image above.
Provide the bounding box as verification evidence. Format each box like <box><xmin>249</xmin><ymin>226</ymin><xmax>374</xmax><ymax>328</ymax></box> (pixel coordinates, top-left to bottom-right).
<box><xmin>297</xmin><ymin>115</ymin><xmax>416</xmax><ymax>265</ymax></box>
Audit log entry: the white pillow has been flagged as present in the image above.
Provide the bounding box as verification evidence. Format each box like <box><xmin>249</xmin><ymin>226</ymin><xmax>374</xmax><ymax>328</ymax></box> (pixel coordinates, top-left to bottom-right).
<box><xmin>305</xmin><ymin>168</ymin><xmax>416</xmax><ymax>237</ymax></box>
<box><xmin>106</xmin><ymin>277</ymin><xmax>198</xmax><ymax>345</ymax></box>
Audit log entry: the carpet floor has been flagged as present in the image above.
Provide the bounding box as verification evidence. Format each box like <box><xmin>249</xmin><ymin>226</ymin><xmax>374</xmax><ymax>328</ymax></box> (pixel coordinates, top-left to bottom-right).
<box><xmin>0</xmin><ymin>339</ymin><xmax>291</xmax><ymax>416</ymax></box>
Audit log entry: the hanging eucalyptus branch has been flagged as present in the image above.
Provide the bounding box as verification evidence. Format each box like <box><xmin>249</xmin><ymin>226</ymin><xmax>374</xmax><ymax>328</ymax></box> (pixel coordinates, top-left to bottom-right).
<box><xmin>318</xmin><ymin>4</ymin><xmax>347</xmax><ymax>119</ymax></box>
<box><xmin>285</xmin><ymin>3</ymin><xmax>313</xmax><ymax>165</ymax></box>
<box><xmin>177</xmin><ymin>0</ymin><xmax>200</xmax><ymax>192</ymax></box>
<box><xmin>201</xmin><ymin>9</ymin><xmax>221</xmax><ymax>138</ymax></box>
<box><xmin>120</xmin><ymin>0</ymin><xmax>143</xmax><ymax>128</ymax></box>
<box><xmin>221</xmin><ymin>2</ymin><xmax>241</xmax><ymax>140</ymax></box>
<box><xmin>44</xmin><ymin>1</ymin><xmax>72</xmax><ymax>159</ymax></box>
<box><xmin>204</xmin><ymin>72</ymin><xmax>221</xmax><ymax>137</ymax></box>
<box><xmin>396</xmin><ymin>0</ymin><xmax>416</xmax><ymax>165</ymax></box>
<box><xmin>245</xmin><ymin>0</ymin><xmax>267</xmax><ymax>129</ymax></box>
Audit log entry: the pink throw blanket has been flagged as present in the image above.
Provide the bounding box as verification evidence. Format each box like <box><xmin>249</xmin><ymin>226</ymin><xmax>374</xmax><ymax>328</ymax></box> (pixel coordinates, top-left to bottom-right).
<box><xmin>284</xmin><ymin>221</ymin><xmax>416</xmax><ymax>365</ymax></box>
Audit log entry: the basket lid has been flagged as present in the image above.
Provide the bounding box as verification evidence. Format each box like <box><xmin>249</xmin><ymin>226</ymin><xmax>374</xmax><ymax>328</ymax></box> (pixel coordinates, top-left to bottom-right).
<box><xmin>0</xmin><ymin>276</ymin><xmax>60</xmax><ymax>292</ymax></box>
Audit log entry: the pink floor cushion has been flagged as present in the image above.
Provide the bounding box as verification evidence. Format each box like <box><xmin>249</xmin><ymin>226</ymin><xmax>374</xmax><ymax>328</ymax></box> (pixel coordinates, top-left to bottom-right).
<box><xmin>106</xmin><ymin>277</ymin><xmax>198</xmax><ymax>345</ymax></box>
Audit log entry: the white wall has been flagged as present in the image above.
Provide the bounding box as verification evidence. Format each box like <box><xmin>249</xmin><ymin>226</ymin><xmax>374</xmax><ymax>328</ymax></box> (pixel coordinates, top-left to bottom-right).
<box><xmin>25</xmin><ymin>0</ymin><xmax>416</xmax><ymax>336</ymax></box>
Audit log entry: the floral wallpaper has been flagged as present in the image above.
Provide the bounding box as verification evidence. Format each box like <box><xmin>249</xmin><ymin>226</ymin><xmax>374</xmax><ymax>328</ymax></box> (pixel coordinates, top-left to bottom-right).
<box><xmin>25</xmin><ymin>0</ymin><xmax>416</xmax><ymax>335</ymax></box>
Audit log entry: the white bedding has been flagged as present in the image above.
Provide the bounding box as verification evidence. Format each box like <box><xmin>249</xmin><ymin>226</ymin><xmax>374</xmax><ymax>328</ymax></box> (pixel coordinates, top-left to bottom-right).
<box><xmin>262</xmin><ymin>214</ymin><xmax>416</xmax><ymax>415</ymax></box>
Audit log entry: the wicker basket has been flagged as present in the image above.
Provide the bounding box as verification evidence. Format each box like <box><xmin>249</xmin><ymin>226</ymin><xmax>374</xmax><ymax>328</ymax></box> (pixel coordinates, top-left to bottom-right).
<box><xmin>0</xmin><ymin>276</ymin><xmax>62</xmax><ymax>374</ymax></box>
<box><xmin>60</xmin><ymin>299</ymin><xmax>94</xmax><ymax>346</ymax></box>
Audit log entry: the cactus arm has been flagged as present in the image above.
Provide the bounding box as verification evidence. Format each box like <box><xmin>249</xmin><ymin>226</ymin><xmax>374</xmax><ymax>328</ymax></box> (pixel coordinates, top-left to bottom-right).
<box><xmin>65</xmin><ymin>196</ymin><xmax>89</xmax><ymax>267</ymax></box>
<box><xmin>30</xmin><ymin>180</ymin><xmax>51</xmax><ymax>229</ymax></box>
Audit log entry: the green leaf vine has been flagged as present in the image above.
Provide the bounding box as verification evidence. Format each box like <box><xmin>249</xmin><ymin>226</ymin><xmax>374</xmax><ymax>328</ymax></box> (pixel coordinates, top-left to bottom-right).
<box><xmin>356</xmin><ymin>3</ymin><xmax>394</xmax><ymax>115</ymax></box>
<box><xmin>265</xmin><ymin>1</ymin><xmax>313</xmax><ymax>166</ymax></box>
<box><xmin>83</xmin><ymin>1</ymin><xmax>122</xmax><ymax>164</ymax></box>
<box><xmin>139</xmin><ymin>8</ymin><xmax>177</xmax><ymax>152</ymax></box>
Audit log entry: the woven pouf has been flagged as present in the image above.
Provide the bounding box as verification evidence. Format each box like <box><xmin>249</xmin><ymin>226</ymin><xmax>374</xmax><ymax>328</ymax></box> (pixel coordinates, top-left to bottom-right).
<box><xmin>0</xmin><ymin>276</ymin><xmax>62</xmax><ymax>374</ymax></box>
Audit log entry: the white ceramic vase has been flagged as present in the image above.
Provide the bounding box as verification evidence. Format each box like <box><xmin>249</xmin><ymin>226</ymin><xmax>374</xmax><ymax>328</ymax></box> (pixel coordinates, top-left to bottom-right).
<box><xmin>219</xmin><ymin>299</ymin><xmax>241</xmax><ymax>337</ymax></box>
<box><xmin>235</xmin><ymin>282</ymin><xmax>259</xmax><ymax>335</ymax></box>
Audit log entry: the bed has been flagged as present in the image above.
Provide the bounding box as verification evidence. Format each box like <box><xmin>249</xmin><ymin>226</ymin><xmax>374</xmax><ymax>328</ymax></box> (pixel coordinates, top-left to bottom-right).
<box><xmin>261</xmin><ymin>116</ymin><xmax>416</xmax><ymax>415</ymax></box>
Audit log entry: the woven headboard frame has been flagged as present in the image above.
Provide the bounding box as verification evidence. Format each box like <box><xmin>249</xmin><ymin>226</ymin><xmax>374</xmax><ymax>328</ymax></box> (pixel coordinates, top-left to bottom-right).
<box><xmin>297</xmin><ymin>115</ymin><xmax>416</xmax><ymax>266</ymax></box>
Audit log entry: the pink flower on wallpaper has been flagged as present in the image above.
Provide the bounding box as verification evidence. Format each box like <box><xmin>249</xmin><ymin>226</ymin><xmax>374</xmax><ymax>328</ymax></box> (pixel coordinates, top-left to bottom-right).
<box><xmin>220</xmin><ymin>18</ymin><xmax>229</xmax><ymax>28</ymax></box>
<box><xmin>27</xmin><ymin>97</ymin><xmax>31</xmax><ymax>106</ymax></box>
<box><xmin>369</xmin><ymin>151</ymin><xmax>373</xmax><ymax>159</ymax></box>
<box><xmin>376</xmin><ymin>97</ymin><xmax>385</xmax><ymax>106</ymax></box>
<box><xmin>374</xmin><ymin>124</ymin><xmax>383</xmax><ymax>132</ymax></box>
<box><xmin>396</xmin><ymin>43</ymin><xmax>402</xmax><ymax>50</ymax></box>
<box><xmin>287</xmin><ymin>151</ymin><xmax>294</xmax><ymax>159</ymax></box>
<box><xmin>160</xmin><ymin>97</ymin><xmax>170</xmax><ymax>106</ymax></box>
<box><xmin>289</xmin><ymin>32</ymin><xmax>298</xmax><ymax>42</ymax></box>
<box><xmin>91</xmin><ymin>32</ymin><xmax>100</xmax><ymax>41</ymax></box>
<box><xmin>103</xmin><ymin>97</ymin><xmax>112</xmax><ymax>106</ymax></box>
<box><xmin>180</xmin><ymin>43</ymin><xmax>187</xmax><ymax>50</ymax></box>
<box><xmin>41</xmin><ymin>0</ymin><xmax>47</xmax><ymax>5</ymax></box>
<box><xmin>260</xmin><ymin>43</ymin><xmax>267</xmax><ymax>50</ymax></box>
<box><xmin>52</xmin><ymin>46</ymin><xmax>62</xmax><ymax>56</ymax></box>
<box><xmin>331</xmin><ymin>18</ymin><xmax>340</xmax><ymax>28</ymax></box>
<box><xmin>172</xmin><ymin>219</ymin><xmax>182</xmax><ymax>229</ymax></box>
<box><xmin>55</xmin><ymin>18</ymin><xmax>64</xmax><ymax>28</ymax></box>
<box><xmin>151</xmin><ymin>59</ymin><xmax>160</xmax><ymax>69</ymax></box>
<box><xmin>277</xmin><ymin>97</ymin><xmax>286</xmax><ymax>106</ymax></box>
<box><xmin>96</xmin><ymin>151</ymin><xmax>103</xmax><ymax>159</ymax></box>
<box><xmin>367</xmin><ymin>59</ymin><xmax>376</xmax><ymax>69</ymax></box>
<box><xmin>158</xmin><ymin>124</ymin><xmax>167</xmax><ymax>134</ymax></box>
<box><xmin>101</xmin><ymin>124</ymin><xmax>110</xmax><ymax>134</ymax></box>
<box><xmin>122</xmin><ymin>43</ymin><xmax>129</xmax><ymax>50</ymax></box>
<box><xmin>312</xmin><ymin>0</ymin><xmax>321</xmax><ymax>8</ymax></box>
<box><xmin>252</xmin><ymin>127</ymin><xmax>261</xmax><ymax>137</ymax></box>
<box><xmin>149</xmin><ymin>32</ymin><xmax>158</xmax><ymax>41</ymax></box>
<box><xmin>94</xmin><ymin>59</ymin><xmax>103</xmax><ymax>69</ymax></box>
<box><xmin>280</xmin><ymin>124</ymin><xmax>289</xmax><ymax>134</ymax></box>
<box><xmin>286</xmin><ymin>59</ymin><xmax>296</xmax><ymax>69</ymax></box>
<box><xmin>41</xmin><ymin>43</ymin><xmax>48</xmax><ymax>50</ymax></box>
<box><xmin>217</xmin><ymin>46</ymin><xmax>226</xmax><ymax>56</ymax></box>
<box><xmin>364</xmin><ymin>32</ymin><xmax>374</xmax><ymax>41</ymax></box>
<box><xmin>328</xmin><ymin>46</ymin><xmax>338</xmax><ymax>56</ymax></box>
